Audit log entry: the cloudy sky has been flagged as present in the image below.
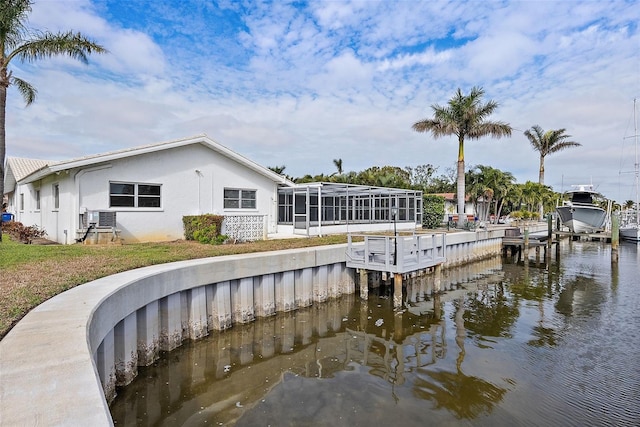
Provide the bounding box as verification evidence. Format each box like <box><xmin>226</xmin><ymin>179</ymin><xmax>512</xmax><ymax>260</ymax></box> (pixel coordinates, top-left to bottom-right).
<box><xmin>6</xmin><ymin>0</ymin><xmax>640</xmax><ymax>202</ymax></box>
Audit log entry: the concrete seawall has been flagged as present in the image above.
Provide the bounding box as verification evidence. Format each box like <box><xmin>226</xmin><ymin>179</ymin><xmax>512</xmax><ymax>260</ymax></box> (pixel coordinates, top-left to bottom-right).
<box><xmin>0</xmin><ymin>227</ymin><xmax>520</xmax><ymax>426</ymax></box>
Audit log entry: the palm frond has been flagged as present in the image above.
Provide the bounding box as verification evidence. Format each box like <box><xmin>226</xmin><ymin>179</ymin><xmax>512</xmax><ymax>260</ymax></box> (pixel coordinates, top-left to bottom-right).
<box><xmin>10</xmin><ymin>75</ymin><xmax>36</xmax><ymax>105</ymax></box>
<box><xmin>524</xmin><ymin>125</ymin><xmax>545</xmax><ymax>151</ymax></box>
<box><xmin>10</xmin><ymin>31</ymin><xmax>107</xmax><ymax>64</ymax></box>
<box><xmin>0</xmin><ymin>0</ymin><xmax>31</xmax><ymax>49</ymax></box>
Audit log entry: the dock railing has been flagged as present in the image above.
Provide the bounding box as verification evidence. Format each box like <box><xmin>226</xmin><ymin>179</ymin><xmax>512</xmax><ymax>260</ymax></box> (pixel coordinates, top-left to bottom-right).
<box><xmin>346</xmin><ymin>233</ymin><xmax>446</xmax><ymax>274</ymax></box>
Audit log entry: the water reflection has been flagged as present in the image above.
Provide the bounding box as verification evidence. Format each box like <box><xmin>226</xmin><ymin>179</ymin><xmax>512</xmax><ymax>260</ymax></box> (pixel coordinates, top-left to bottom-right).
<box><xmin>111</xmin><ymin>243</ymin><xmax>640</xmax><ymax>426</ymax></box>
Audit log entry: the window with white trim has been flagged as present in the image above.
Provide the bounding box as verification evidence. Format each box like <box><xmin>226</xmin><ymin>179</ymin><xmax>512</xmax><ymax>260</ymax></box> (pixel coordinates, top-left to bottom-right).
<box><xmin>53</xmin><ymin>184</ymin><xmax>59</xmax><ymax>210</ymax></box>
<box><xmin>110</xmin><ymin>182</ymin><xmax>161</xmax><ymax>208</ymax></box>
<box><xmin>35</xmin><ymin>190</ymin><xmax>41</xmax><ymax>210</ymax></box>
<box><xmin>224</xmin><ymin>188</ymin><xmax>256</xmax><ymax>209</ymax></box>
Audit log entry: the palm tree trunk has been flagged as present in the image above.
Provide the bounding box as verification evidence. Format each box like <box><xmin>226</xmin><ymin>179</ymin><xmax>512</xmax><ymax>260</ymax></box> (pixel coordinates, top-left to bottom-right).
<box><xmin>496</xmin><ymin>199</ymin><xmax>504</xmax><ymax>221</ymax></box>
<box><xmin>538</xmin><ymin>155</ymin><xmax>545</xmax><ymax>219</ymax></box>
<box><xmin>0</xmin><ymin>84</ymin><xmax>6</xmax><ymax>243</ymax></box>
<box><xmin>457</xmin><ymin>159</ymin><xmax>466</xmax><ymax>226</ymax></box>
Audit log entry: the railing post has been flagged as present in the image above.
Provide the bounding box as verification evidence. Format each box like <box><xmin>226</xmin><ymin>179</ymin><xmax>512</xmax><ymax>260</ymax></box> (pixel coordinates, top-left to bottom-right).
<box><xmin>363</xmin><ymin>236</ymin><xmax>369</xmax><ymax>268</ymax></box>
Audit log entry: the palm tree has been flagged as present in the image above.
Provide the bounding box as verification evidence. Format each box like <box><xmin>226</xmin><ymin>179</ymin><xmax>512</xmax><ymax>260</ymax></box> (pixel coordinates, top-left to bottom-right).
<box><xmin>332</xmin><ymin>158</ymin><xmax>343</xmax><ymax>175</ymax></box>
<box><xmin>268</xmin><ymin>165</ymin><xmax>286</xmax><ymax>174</ymax></box>
<box><xmin>0</xmin><ymin>0</ymin><xmax>106</xmax><ymax>242</ymax></box>
<box><xmin>524</xmin><ymin>125</ymin><xmax>580</xmax><ymax>218</ymax></box>
<box><xmin>484</xmin><ymin>167</ymin><xmax>515</xmax><ymax>222</ymax></box>
<box><xmin>468</xmin><ymin>165</ymin><xmax>515</xmax><ymax>222</ymax></box>
<box><xmin>524</xmin><ymin>125</ymin><xmax>580</xmax><ymax>185</ymax></box>
<box><xmin>413</xmin><ymin>87</ymin><xmax>511</xmax><ymax>224</ymax></box>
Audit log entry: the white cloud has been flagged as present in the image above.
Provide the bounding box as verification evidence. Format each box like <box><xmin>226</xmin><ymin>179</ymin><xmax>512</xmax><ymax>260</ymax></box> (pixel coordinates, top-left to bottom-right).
<box><xmin>5</xmin><ymin>0</ymin><xmax>640</xmax><ymax>203</ymax></box>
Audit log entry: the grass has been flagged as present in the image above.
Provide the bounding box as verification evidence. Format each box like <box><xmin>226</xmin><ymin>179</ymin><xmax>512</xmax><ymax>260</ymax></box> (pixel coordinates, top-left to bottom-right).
<box><xmin>0</xmin><ymin>234</ymin><xmax>352</xmax><ymax>340</ymax></box>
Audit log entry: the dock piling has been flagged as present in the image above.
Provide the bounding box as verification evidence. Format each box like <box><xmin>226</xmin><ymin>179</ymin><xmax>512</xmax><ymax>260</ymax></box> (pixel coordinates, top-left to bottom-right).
<box><xmin>393</xmin><ymin>273</ymin><xmax>403</xmax><ymax>309</ymax></box>
<box><xmin>611</xmin><ymin>214</ymin><xmax>619</xmax><ymax>263</ymax></box>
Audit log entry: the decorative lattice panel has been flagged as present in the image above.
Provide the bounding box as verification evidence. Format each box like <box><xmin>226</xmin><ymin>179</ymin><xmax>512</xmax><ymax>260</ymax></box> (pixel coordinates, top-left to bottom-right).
<box><xmin>222</xmin><ymin>215</ymin><xmax>265</xmax><ymax>242</ymax></box>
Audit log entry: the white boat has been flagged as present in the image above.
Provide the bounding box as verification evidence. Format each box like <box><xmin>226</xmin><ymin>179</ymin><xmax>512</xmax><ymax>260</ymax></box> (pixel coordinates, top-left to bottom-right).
<box><xmin>556</xmin><ymin>184</ymin><xmax>607</xmax><ymax>233</ymax></box>
<box><xmin>620</xmin><ymin>210</ymin><xmax>639</xmax><ymax>241</ymax></box>
<box><xmin>620</xmin><ymin>98</ymin><xmax>639</xmax><ymax>242</ymax></box>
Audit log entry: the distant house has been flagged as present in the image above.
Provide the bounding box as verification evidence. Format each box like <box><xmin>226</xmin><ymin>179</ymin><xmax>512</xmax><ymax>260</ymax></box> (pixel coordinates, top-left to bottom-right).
<box><xmin>432</xmin><ymin>192</ymin><xmax>475</xmax><ymax>222</ymax></box>
<box><xmin>4</xmin><ymin>135</ymin><xmax>423</xmax><ymax>244</ymax></box>
<box><xmin>4</xmin><ymin>135</ymin><xmax>293</xmax><ymax>244</ymax></box>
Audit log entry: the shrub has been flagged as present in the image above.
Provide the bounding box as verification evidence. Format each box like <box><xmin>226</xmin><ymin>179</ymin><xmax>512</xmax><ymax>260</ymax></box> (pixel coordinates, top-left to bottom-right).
<box><xmin>183</xmin><ymin>214</ymin><xmax>227</xmax><ymax>245</ymax></box>
<box><xmin>422</xmin><ymin>195</ymin><xmax>445</xmax><ymax>229</ymax></box>
<box><xmin>509</xmin><ymin>211</ymin><xmax>523</xmax><ymax>220</ymax></box>
<box><xmin>1</xmin><ymin>221</ymin><xmax>47</xmax><ymax>244</ymax></box>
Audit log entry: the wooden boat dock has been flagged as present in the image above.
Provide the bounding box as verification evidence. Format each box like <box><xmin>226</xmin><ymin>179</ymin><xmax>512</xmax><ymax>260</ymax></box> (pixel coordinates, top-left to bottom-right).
<box><xmin>345</xmin><ymin>233</ymin><xmax>446</xmax><ymax>274</ymax></box>
<box><xmin>346</xmin><ymin>233</ymin><xmax>447</xmax><ymax>308</ymax></box>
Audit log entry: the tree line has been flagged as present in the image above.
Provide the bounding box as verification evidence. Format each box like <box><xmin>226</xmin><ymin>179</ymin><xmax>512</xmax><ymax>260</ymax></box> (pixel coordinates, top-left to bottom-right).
<box><xmin>271</xmin><ymin>86</ymin><xmax>592</xmax><ymax>224</ymax></box>
<box><xmin>269</xmin><ymin>160</ymin><xmax>594</xmax><ymax>223</ymax></box>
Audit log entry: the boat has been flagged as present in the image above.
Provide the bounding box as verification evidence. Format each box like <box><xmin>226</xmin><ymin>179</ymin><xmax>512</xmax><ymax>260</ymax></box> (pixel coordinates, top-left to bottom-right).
<box><xmin>620</xmin><ymin>209</ymin><xmax>639</xmax><ymax>241</ymax></box>
<box><xmin>620</xmin><ymin>98</ymin><xmax>640</xmax><ymax>241</ymax></box>
<box><xmin>556</xmin><ymin>184</ymin><xmax>607</xmax><ymax>233</ymax></box>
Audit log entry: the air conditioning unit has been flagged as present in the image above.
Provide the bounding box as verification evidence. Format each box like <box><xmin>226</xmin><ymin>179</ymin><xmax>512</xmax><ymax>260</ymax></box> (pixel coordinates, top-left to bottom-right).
<box><xmin>85</xmin><ymin>211</ymin><xmax>116</xmax><ymax>228</ymax></box>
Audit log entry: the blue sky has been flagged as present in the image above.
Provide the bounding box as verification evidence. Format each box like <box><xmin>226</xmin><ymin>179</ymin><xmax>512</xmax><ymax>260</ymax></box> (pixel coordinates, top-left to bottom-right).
<box><xmin>6</xmin><ymin>0</ymin><xmax>640</xmax><ymax>203</ymax></box>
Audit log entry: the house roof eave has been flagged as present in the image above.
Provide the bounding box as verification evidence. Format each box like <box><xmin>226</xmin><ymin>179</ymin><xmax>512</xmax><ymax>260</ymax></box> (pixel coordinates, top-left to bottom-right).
<box><xmin>13</xmin><ymin>135</ymin><xmax>297</xmax><ymax>188</ymax></box>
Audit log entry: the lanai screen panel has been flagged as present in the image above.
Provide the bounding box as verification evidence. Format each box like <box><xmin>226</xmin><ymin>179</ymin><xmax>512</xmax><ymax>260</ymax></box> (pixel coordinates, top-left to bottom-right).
<box><xmin>277</xmin><ymin>183</ymin><xmax>422</xmax><ymax>227</ymax></box>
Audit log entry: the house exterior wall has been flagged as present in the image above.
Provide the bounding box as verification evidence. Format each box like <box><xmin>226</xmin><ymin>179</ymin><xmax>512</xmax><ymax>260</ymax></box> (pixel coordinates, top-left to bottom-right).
<box><xmin>9</xmin><ymin>172</ymin><xmax>74</xmax><ymax>243</ymax></box>
<box><xmin>443</xmin><ymin>200</ymin><xmax>476</xmax><ymax>222</ymax></box>
<box><xmin>11</xmin><ymin>144</ymin><xmax>280</xmax><ymax>244</ymax></box>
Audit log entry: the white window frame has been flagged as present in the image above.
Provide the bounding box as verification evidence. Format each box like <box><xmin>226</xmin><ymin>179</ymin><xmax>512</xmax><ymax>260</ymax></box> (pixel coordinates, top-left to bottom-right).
<box><xmin>224</xmin><ymin>188</ymin><xmax>257</xmax><ymax>210</ymax></box>
<box><xmin>109</xmin><ymin>182</ymin><xmax>162</xmax><ymax>209</ymax></box>
<box><xmin>53</xmin><ymin>184</ymin><xmax>60</xmax><ymax>210</ymax></box>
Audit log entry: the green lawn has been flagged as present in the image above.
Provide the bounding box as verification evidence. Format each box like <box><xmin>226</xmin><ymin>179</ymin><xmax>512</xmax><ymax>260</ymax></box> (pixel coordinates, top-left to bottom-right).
<box><xmin>0</xmin><ymin>234</ymin><xmax>351</xmax><ymax>340</ymax></box>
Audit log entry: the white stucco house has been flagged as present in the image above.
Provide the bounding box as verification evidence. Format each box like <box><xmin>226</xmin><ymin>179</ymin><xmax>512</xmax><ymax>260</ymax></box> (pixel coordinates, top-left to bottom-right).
<box><xmin>3</xmin><ymin>135</ymin><xmax>425</xmax><ymax>244</ymax></box>
<box><xmin>4</xmin><ymin>135</ymin><xmax>294</xmax><ymax>244</ymax></box>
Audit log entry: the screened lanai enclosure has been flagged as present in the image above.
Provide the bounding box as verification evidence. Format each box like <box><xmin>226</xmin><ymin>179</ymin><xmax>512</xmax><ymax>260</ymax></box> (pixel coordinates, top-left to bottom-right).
<box><xmin>277</xmin><ymin>182</ymin><xmax>423</xmax><ymax>236</ymax></box>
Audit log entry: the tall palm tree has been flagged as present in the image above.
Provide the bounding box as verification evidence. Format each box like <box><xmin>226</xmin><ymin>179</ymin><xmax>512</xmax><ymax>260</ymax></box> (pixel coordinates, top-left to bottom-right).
<box><xmin>524</xmin><ymin>125</ymin><xmax>580</xmax><ymax>185</ymax></box>
<box><xmin>0</xmin><ymin>0</ymin><xmax>106</xmax><ymax>241</ymax></box>
<box><xmin>413</xmin><ymin>87</ymin><xmax>511</xmax><ymax>224</ymax></box>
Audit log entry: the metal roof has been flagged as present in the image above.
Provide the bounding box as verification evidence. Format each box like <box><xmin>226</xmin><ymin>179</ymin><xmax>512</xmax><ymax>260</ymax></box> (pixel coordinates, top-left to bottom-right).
<box><xmin>6</xmin><ymin>135</ymin><xmax>295</xmax><ymax>189</ymax></box>
<box><xmin>4</xmin><ymin>158</ymin><xmax>51</xmax><ymax>193</ymax></box>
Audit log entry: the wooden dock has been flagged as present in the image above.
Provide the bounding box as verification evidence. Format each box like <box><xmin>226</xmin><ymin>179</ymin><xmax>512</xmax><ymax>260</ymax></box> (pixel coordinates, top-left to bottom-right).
<box><xmin>346</xmin><ymin>233</ymin><xmax>447</xmax><ymax>309</ymax></box>
<box><xmin>501</xmin><ymin>228</ymin><xmax>559</xmax><ymax>259</ymax></box>
<box><xmin>346</xmin><ymin>233</ymin><xmax>446</xmax><ymax>274</ymax></box>
<box><xmin>553</xmin><ymin>230</ymin><xmax>612</xmax><ymax>242</ymax></box>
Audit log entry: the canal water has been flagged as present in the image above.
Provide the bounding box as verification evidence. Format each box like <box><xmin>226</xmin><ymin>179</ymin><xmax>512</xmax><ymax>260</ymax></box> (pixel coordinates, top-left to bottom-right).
<box><xmin>110</xmin><ymin>241</ymin><xmax>640</xmax><ymax>426</ymax></box>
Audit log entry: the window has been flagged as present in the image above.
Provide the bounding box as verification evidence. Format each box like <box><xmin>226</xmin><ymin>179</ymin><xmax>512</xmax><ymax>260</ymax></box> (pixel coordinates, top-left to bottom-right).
<box><xmin>35</xmin><ymin>190</ymin><xmax>41</xmax><ymax>210</ymax></box>
<box><xmin>53</xmin><ymin>184</ymin><xmax>59</xmax><ymax>210</ymax></box>
<box><xmin>278</xmin><ymin>192</ymin><xmax>293</xmax><ymax>223</ymax></box>
<box><xmin>110</xmin><ymin>182</ymin><xmax>161</xmax><ymax>208</ymax></box>
<box><xmin>224</xmin><ymin>188</ymin><xmax>256</xmax><ymax>209</ymax></box>
<box><xmin>20</xmin><ymin>193</ymin><xmax>24</xmax><ymax>211</ymax></box>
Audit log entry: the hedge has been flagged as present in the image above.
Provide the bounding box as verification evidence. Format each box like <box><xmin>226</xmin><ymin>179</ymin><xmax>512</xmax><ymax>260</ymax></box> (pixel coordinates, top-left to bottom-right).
<box><xmin>422</xmin><ymin>195</ymin><xmax>445</xmax><ymax>229</ymax></box>
<box><xmin>183</xmin><ymin>214</ymin><xmax>227</xmax><ymax>245</ymax></box>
